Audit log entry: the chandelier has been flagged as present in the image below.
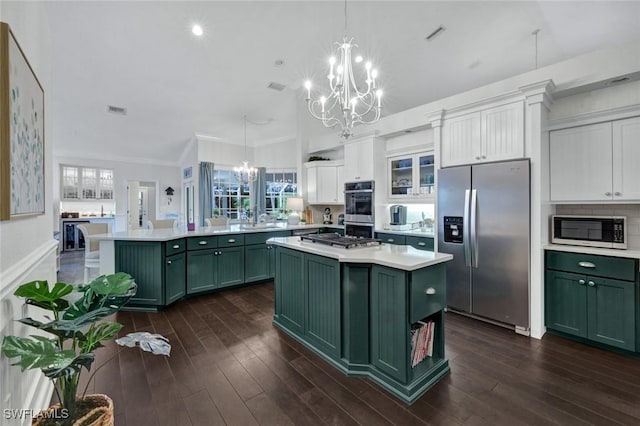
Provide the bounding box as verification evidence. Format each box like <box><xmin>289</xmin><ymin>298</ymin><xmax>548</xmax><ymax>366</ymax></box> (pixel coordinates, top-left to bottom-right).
<box><xmin>234</xmin><ymin>115</ymin><xmax>257</xmax><ymax>183</ymax></box>
<box><xmin>304</xmin><ymin>0</ymin><xmax>382</xmax><ymax>139</ymax></box>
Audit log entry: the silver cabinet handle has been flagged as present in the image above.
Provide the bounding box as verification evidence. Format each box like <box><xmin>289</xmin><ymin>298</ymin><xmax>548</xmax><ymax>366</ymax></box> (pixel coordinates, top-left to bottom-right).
<box><xmin>199</xmin><ymin>241</ymin><xmax>208</xmax><ymax>245</ymax></box>
<box><xmin>605</xmin><ymin>192</ymin><xmax>612</xmax><ymax>196</ymax></box>
<box><xmin>615</xmin><ymin>192</ymin><xmax>621</xmax><ymax>196</ymax></box>
<box><xmin>578</xmin><ymin>279</ymin><xmax>586</xmax><ymax>285</ymax></box>
<box><xmin>387</xmin><ymin>238</ymin><xmax>394</xmax><ymax>242</ymax></box>
<box><xmin>228</xmin><ymin>239</ymin><xmax>236</xmax><ymax>243</ymax></box>
<box><xmin>425</xmin><ymin>287</ymin><xmax>436</xmax><ymax>295</ymax></box>
<box><xmin>587</xmin><ymin>281</ymin><xmax>596</xmax><ymax>287</ymax></box>
<box><xmin>482</xmin><ymin>155</ymin><xmax>486</xmax><ymax>159</ymax></box>
<box><xmin>172</xmin><ymin>244</ymin><xmax>180</xmax><ymax>249</ymax></box>
<box><xmin>355</xmin><ymin>176</ymin><xmax>360</xmax><ymax>180</ymax></box>
<box><xmin>578</xmin><ymin>261</ymin><xmax>596</xmax><ymax>268</ymax></box>
<box><xmin>167</xmin><ymin>260</ymin><xmax>172</xmax><ymax>264</ymax></box>
<box><xmin>475</xmin><ymin>156</ymin><xmax>481</xmax><ymax>160</ymax></box>
<box><xmin>418</xmin><ymin>242</ymin><xmax>426</xmax><ymax>246</ymax></box>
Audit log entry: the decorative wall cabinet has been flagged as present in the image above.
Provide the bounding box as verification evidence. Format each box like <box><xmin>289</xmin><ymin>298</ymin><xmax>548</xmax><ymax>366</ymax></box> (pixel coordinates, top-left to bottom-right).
<box><xmin>550</xmin><ymin>116</ymin><xmax>640</xmax><ymax>202</ymax></box>
<box><xmin>305</xmin><ymin>161</ymin><xmax>344</xmax><ymax>205</ymax></box>
<box><xmin>441</xmin><ymin>101</ymin><xmax>524</xmax><ymax>168</ymax></box>
<box><xmin>61</xmin><ymin>165</ymin><xmax>114</xmax><ymax>200</ymax></box>
<box><xmin>388</xmin><ymin>152</ymin><xmax>435</xmax><ymax>200</ymax></box>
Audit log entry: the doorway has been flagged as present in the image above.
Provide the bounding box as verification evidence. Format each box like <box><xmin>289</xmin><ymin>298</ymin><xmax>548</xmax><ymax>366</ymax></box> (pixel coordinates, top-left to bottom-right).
<box><xmin>184</xmin><ymin>180</ymin><xmax>195</xmax><ymax>225</ymax></box>
<box><xmin>127</xmin><ymin>181</ymin><xmax>158</xmax><ymax>230</ymax></box>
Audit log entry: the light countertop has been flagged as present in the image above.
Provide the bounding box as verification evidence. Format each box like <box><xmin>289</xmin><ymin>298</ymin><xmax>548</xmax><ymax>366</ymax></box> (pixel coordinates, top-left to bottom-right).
<box><xmin>92</xmin><ymin>223</ymin><xmax>331</xmax><ymax>242</ymax></box>
<box><xmin>376</xmin><ymin>228</ymin><xmax>435</xmax><ymax>237</ymax></box>
<box><xmin>544</xmin><ymin>244</ymin><xmax>640</xmax><ymax>260</ymax></box>
<box><xmin>268</xmin><ymin>236</ymin><xmax>452</xmax><ymax>271</ymax></box>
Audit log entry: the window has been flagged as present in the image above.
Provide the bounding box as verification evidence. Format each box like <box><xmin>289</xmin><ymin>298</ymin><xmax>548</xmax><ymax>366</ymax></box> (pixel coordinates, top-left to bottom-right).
<box><xmin>265</xmin><ymin>170</ymin><xmax>297</xmax><ymax>215</ymax></box>
<box><xmin>213</xmin><ymin>169</ymin><xmax>250</xmax><ymax>220</ymax></box>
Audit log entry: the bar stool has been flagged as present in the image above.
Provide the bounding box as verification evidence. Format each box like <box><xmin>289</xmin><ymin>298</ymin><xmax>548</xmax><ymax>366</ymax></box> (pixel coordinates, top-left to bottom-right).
<box><xmin>77</xmin><ymin>223</ymin><xmax>111</xmax><ymax>283</ymax></box>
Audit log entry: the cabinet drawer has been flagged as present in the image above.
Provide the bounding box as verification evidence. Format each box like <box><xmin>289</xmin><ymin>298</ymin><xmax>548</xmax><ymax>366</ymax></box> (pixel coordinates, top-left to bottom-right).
<box><xmin>165</xmin><ymin>239</ymin><xmax>185</xmax><ymax>255</ymax></box>
<box><xmin>187</xmin><ymin>236</ymin><xmax>218</xmax><ymax>251</ymax></box>
<box><xmin>410</xmin><ymin>264</ymin><xmax>446</xmax><ymax>323</ymax></box>
<box><xmin>376</xmin><ymin>233</ymin><xmax>406</xmax><ymax>245</ymax></box>
<box><xmin>546</xmin><ymin>251</ymin><xmax>636</xmax><ymax>281</ymax></box>
<box><xmin>406</xmin><ymin>236</ymin><xmax>434</xmax><ymax>251</ymax></box>
<box><xmin>218</xmin><ymin>234</ymin><xmax>244</xmax><ymax>248</ymax></box>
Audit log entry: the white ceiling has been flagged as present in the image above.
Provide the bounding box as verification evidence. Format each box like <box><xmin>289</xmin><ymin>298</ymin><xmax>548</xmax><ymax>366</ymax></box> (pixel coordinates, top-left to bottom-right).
<box><xmin>45</xmin><ymin>1</ymin><xmax>640</xmax><ymax>164</ymax></box>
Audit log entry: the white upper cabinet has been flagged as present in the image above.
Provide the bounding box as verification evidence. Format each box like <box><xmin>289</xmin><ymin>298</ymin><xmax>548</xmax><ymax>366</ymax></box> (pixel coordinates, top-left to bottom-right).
<box><xmin>387</xmin><ymin>152</ymin><xmax>435</xmax><ymax>200</ymax></box>
<box><xmin>343</xmin><ymin>136</ymin><xmax>381</xmax><ymax>182</ymax></box>
<box><xmin>61</xmin><ymin>165</ymin><xmax>114</xmax><ymax>200</ymax></box>
<box><xmin>305</xmin><ymin>161</ymin><xmax>344</xmax><ymax>205</ymax></box>
<box><xmin>441</xmin><ymin>101</ymin><xmax>524</xmax><ymax>167</ymax></box>
<box><xmin>612</xmin><ymin>116</ymin><xmax>640</xmax><ymax>201</ymax></box>
<box><xmin>550</xmin><ymin>122</ymin><xmax>613</xmax><ymax>202</ymax></box>
<box><xmin>550</xmin><ymin>117</ymin><xmax>640</xmax><ymax>202</ymax></box>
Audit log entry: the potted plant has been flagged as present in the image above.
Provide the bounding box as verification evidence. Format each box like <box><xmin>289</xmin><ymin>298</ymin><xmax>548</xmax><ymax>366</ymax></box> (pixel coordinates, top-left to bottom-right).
<box><xmin>1</xmin><ymin>273</ymin><xmax>171</xmax><ymax>426</ymax></box>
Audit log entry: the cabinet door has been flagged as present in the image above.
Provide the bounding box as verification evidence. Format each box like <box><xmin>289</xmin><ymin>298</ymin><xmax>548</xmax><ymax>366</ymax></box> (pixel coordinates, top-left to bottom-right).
<box><xmin>336</xmin><ymin>165</ymin><xmax>345</xmax><ymax>203</ymax></box>
<box><xmin>306</xmin><ymin>165</ymin><xmax>319</xmax><ymax>203</ymax></box>
<box><xmin>115</xmin><ymin>241</ymin><xmax>164</xmax><ymax>306</ymax></box>
<box><xmin>376</xmin><ymin>233</ymin><xmax>406</xmax><ymax>245</ymax></box>
<box><xmin>406</xmin><ymin>236</ymin><xmax>434</xmax><ymax>251</ymax></box>
<box><xmin>586</xmin><ymin>276</ymin><xmax>635</xmax><ymax>351</ymax></box>
<box><xmin>305</xmin><ymin>254</ymin><xmax>341</xmax><ymax>358</ymax></box>
<box><xmin>275</xmin><ymin>248</ymin><xmax>306</xmax><ymax>335</ymax></box>
<box><xmin>481</xmin><ymin>102</ymin><xmax>524</xmax><ymax>162</ymax></box>
<box><xmin>244</xmin><ymin>244</ymin><xmax>271</xmax><ymax>283</ymax></box>
<box><xmin>550</xmin><ymin>122</ymin><xmax>613</xmax><ymax>201</ymax></box>
<box><xmin>441</xmin><ymin>112</ymin><xmax>482</xmax><ymax>167</ymax></box>
<box><xmin>389</xmin><ymin>156</ymin><xmax>414</xmax><ymax>197</ymax></box>
<box><xmin>317</xmin><ymin>166</ymin><xmax>339</xmax><ymax>203</ymax></box>
<box><xmin>417</xmin><ymin>153</ymin><xmax>435</xmax><ymax>197</ymax></box>
<box><xmin>165</xmin><ymin>252</ymin><xmax>186</xmax><ymax>305</ymax></box>
<box><xmin>370</xmin><ymin>265</ymin><xmax>407</xmax><ymax>383</ymax></box>
<box><xmin>217</xmin><ymin>247</ymin><xmax>245</xmax><ymax>288</ymax></box>
<box><xmin>612</xmin><ymin>116</ymin><xmax>640</xmax><ymax>200</ymax></box>
<box><xmin>187</xmin><ymin>249</ymin><xmax>217</xmax><ymax>294</ymax></box>
<box><xmin>545</xmin><ymin>270</ymin><xmax>588</xmax><ymax>338</ymax></box>
<box><xmin>344</xmin><ymin>138</ymin><xmax>374</xmax><ymax>181</ymax></box>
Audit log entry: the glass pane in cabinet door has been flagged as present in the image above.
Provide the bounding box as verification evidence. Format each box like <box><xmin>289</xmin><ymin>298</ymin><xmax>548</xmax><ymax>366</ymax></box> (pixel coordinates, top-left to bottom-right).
<box><xmin>418</xmin><ymin>155</ymin><xmax>435</xmax><ymax>195</ymax></box>
<box><xmin>391</xmin><ymin>157</ymin><xmax>413</xmax><ymax>195</ymax></box>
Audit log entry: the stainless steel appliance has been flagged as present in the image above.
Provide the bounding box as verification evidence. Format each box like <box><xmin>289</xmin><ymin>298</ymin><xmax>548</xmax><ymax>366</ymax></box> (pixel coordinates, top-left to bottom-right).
<box><xmin>300</xmin><ymin>233</ymin><xmax>382</xmax><ymax>248</ymax></box>
<box><xmin>62</xmin><ymin>219</ymin><xmax>91</xmax><ymax>251</ymax></box>
<box><xmin>344</xmin><ymin>180</ymin><xmax>375</xmax><ymax>238</ymax></box>
<box><xmin>437</xmin><ymin>159</ymin><xmax>530</xmax><ymax>332</ymax></box>
<box><xmin>389</xmin><ymin>205</ymin><xmax>407</xmax><ymax>225</ymax></box>
<box><xmin>551</xmin><ymin>215</ymin><xmax>627</xmax><ymax>249</ymax></box>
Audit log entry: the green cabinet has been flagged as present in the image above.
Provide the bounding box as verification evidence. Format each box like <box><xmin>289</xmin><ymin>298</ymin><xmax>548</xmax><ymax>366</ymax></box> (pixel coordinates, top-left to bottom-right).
<box><xmin>275</xmin><ymin>247</ymin><xmax>306</xmax><ymax>335</ymax></box>
<box><xmin>186</xmin><ymin>241</ymin><xmax>245</xmax><ymax>293</ymax></box>
<box><xmin>245</xmin><ymin>244</ymin><xmax>272</xmax><ymax>282</ymax></box>
<box><xmin>165</xmin><ymin>252</ymin><xmax>186</xmax><ymax>304</ymax></box>
<box><xmin>376</xmin><ymin>232</ymin><xmax>406</xmax><ymax>245</ymax></box>
<box><xmin>545</xmin><ymin>251</ymin><xmax>637</xmax><ymax>351</ymax></box>
<box><xmin>305</xmin><ymin>254</ymin><xmax>341</xmax><ymax>358</ymax></box>
<box><xmin>406</xmin><ymin>235</ymin><xmax>434</xmax><ymax>251</ymax></box>
<box><xmin>370</xmin><ymin>265</ymin><xmax>408</xmax><ymax>382</ymax></box>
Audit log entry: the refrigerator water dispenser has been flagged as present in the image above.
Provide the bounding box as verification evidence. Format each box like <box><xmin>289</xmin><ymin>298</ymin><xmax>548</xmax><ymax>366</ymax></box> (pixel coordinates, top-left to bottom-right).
<box><xmin>443</xmin><ymin>216</ymin><xmax>463</xmax><ymax>244</ymax></box>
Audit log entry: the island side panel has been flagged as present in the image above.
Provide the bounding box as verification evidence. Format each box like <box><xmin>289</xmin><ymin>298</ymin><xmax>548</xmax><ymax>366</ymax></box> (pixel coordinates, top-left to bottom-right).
<box><xmin>342</xmin><ymin>264</ymin><xmax>370</xmax><ymax>367</ymax></box>
<box><xmin>274</xmin><ymin>247</ymin><xmax>306</xmax><ymax>335</ymax></box>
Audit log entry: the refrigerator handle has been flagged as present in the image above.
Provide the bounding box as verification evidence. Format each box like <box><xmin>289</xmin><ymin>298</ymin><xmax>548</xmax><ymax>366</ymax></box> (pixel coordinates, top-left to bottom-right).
<box><xmin>470</xmin><ymin>189</ymin><xmax>478</xmax><ymax>268</ymax></box>
<box><xmin>463</xmin><ymin>189</ymin><xmax>471</xmax><ymax>267</ymax></box>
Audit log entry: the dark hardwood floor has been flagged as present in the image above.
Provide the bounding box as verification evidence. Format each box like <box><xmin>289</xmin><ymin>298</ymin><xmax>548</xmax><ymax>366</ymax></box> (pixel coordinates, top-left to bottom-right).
<box><xmin>58</xmin><ymin>254</ymin><xmax>640</xmax><ymax>425</ymax></box>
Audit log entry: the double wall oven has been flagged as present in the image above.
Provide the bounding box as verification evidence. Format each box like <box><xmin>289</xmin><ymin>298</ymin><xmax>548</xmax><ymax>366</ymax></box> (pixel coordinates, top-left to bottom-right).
<box><xmin>344</xmin><ymin>180</ymin><xmax>375</xmax><ymax>238</ymax></box>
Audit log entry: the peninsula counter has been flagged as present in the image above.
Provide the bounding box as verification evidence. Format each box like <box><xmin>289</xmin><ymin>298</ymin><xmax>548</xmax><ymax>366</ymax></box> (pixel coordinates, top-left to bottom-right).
<box><xmin>267</xmin><ymin>236</ymin><xmax>453</xmax><ymax>404</ymax></box>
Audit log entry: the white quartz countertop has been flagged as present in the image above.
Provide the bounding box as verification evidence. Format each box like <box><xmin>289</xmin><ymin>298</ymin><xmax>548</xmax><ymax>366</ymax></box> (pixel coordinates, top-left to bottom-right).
<box><xmin>268</xmin><ymin>236</ymin><xmax>452</xmax><ymax>271</ymax></box>
<box><xmin>92</xmin><ymin>223</ymin><xmax>332</xmax><ymax>241</ymax></box>
<box><xmin>544</xmin><ymin>244</ymin><xmax>640</xmax><ymax>260</ymax></box>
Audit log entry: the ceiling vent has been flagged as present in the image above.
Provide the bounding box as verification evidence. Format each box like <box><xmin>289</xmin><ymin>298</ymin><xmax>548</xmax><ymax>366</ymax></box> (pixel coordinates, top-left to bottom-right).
<box><xmin>610</xmin><ymin>76</ymin><xmax>630</xmax><ymax>84</ymax></box>
<box><xmin>425</xmin><ymin>25</ymin><xmax>446</xmax><ymax>41</ymax></box>
<box><xmin>107</xmin><ymin>105</ymin><xmax>127</xmax><ymax>115</ymax></box>
<box><xmin>267</xmin><ymin>82</ymin><xmax>286</xmax><ymax>92</ymax></box>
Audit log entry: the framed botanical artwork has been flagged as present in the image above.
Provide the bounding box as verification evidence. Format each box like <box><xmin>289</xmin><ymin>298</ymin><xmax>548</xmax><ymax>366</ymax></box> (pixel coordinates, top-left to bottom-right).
<box><xmin>0</xmin><ymin>22</ymin><xmax>45</xmax><ymax>220</ymax></box>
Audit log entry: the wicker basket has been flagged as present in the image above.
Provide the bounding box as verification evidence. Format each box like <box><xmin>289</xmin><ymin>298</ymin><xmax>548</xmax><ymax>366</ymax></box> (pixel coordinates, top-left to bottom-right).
<box><xmin>33</xmin><ymin>394</ymin><xmax>114</xmax><ymax>426</ymax></box>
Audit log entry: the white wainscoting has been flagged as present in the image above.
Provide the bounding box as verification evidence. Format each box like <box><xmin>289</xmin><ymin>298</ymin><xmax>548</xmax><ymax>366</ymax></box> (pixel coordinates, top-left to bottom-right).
<box><xmin>1</xmin><ymin>240</ymin><xmax>57</xmax><ymax>426</ymax></box>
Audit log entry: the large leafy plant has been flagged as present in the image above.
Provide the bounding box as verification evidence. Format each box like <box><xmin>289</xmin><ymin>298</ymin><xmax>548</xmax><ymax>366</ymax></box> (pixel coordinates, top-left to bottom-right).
<box><xmin>1</xmin><ymin>273</ymin><xmax>170</xmax><ymax>424</ymax></box>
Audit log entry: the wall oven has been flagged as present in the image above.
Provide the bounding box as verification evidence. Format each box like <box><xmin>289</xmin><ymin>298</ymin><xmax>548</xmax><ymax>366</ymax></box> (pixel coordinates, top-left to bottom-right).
<box><xmin>344</xmin><ymin>181</ymin><xmax>375</xmax><ymax>238</ymax></box>
<box><xmin>551</xmin><ymin>215</ymin><xmax>627</xmax><ymax>249</ymax></box>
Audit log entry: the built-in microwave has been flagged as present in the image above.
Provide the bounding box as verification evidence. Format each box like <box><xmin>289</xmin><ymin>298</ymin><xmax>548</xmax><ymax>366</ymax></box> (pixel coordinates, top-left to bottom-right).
<box><xmin>551</xmin><ymin>215</ymin><xmax>627</xmax><ymax>249</ymax></box>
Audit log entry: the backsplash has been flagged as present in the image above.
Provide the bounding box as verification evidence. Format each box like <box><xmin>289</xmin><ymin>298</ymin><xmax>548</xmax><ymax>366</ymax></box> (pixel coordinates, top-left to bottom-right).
<box><xmin>60</xmin><ymin>200</ymin><xmax>116</xmax><ymax>217</ymax></box>
<box><xmin>555</xmin><ymin>204</ymin><xmax>640</xmax><ymax>249</ymax></box>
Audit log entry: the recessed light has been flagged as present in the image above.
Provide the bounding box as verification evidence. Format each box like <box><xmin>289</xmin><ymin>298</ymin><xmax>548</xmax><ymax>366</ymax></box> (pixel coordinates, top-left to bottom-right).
<box><xmin>192</xmin><ymin>24</ymin><xmax>203</xmax><ymax>37</ymax></box>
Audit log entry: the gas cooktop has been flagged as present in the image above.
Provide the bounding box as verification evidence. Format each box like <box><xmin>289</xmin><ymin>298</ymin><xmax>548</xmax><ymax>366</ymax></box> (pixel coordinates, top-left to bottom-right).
<box><xmin>299</xmin><ymin>233</ymin><xmax>382</xmax><ymax>249</ymax></box>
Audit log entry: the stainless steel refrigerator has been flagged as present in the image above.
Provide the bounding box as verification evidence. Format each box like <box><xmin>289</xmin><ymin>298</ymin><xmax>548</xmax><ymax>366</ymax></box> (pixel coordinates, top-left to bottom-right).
<box><xmin>437</xmin><ymin>159</ymin><xmax>530</xmax><ymax>332</ymax></box>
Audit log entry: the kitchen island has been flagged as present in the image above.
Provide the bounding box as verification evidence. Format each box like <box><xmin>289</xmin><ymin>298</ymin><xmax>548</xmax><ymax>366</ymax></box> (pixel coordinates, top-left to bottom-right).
<box><xmin>93</xmin><ymin>223</ymin><xmax>342</xmax><ymax>309</ymax></box>
<box><xmin>267</xmin><ymin>236</ymin><xmax>453</xmax><ymax>404</ymax></box>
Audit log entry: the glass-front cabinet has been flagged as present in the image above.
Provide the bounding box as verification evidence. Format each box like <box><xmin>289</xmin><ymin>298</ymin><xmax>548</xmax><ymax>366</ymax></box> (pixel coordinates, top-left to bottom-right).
<box><xmin>61</xmin><ymin>165</ymin><xmax>114</xmax><ymax>200</ymax></box>
<box><xmin>388</xmin><ymin>152</ymin><xmax>435</xmax><ymax>200</ymax></box>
